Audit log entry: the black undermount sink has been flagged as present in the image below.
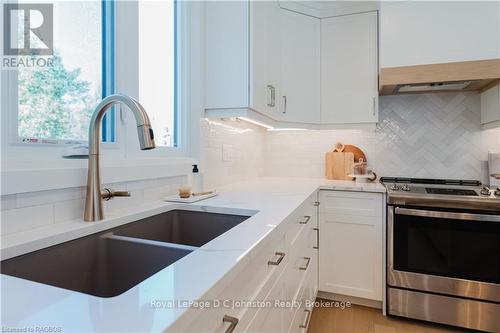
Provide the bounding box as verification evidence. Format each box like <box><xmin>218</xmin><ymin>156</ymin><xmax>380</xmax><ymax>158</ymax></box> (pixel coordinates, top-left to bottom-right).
<box><xmin>1</xmin><ymin>210</ymin><xmax>250</xmax><ymax>297</ymax></box>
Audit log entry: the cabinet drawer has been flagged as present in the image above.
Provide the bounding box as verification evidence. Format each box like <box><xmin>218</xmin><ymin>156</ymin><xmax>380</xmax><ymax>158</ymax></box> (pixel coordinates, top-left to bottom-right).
<box><xmin>242</xmin><ymin>276</ymin><xmax>287</xmax><ymax>333</ymax></box>
<box><xmin>288</xmin><ymin>265</ymin><xmax>317</xmax><ymax>333</ymax></box>
<box><xmin>286</xmin><ymin>194</ymin><xmax>318</xmax><ymax>247</ymax></box>
<box><xmin>320</xmin><ymin>190</ymin><xmax>382</xmax><ymax>217</ymax></box>
<box><xmin>283</xmin><ymin>224</ymin><xmax>317</xmax><ymax>308</ymax></box>
<box><xmin>181</xmin><ymin>230</ymin><xmax>288</xmax><ymax>332</ymax></box>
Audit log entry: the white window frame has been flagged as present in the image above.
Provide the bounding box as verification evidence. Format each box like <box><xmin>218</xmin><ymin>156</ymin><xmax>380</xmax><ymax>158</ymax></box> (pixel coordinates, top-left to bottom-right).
<box><xmin>0</xmin><ymin>0</ymin><xmax>200</xmax><ymax>195</ymax></box>
<box><xmin>3</xmin><ymin>0</ymin><xmax>118</xmax><ymax>149</ymax></box>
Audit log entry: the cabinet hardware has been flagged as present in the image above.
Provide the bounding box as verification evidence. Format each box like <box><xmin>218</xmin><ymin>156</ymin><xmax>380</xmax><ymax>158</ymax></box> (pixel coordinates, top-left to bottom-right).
<box><xmin>282</xmin><ymin>95</ymin><xmax>287</xmax><ymax>114</ymax></box>
<box><xmin>268</xmin><ymin>252</ymin><xmax>285</xmax><ymax>266</ymax></box>
<box><xmin>222</xmin><ymin>315</ymin><xmax>238</xmax><ymax>333</ymax></box>
<box><xmin>299</xmin><ymin>309</ymin><xmax>312</xmax><ymax>329</ymax></box>
<box><xmin>299</xmin><ymin>215</ymin><xmax>311</xmax><ymax>224</ymax></box>
<box><xmin>266</xmin><ymin>85</ymin><xmax>276</xmax><ymax>107</ymax></box>
<box><xmin>299</xmin><ymin>257</ymin><xmax>311</xmax><ymax>271</ymax></box>
<box><xmin>313</xmin><ymin>201</ymin><xmax>320</xmax><ymax>207</ymax></box>
<box><xmin>372</xmin><ymin>97</ymin><xmax>376</xmax><ymax>117</ymax></box>
<box><xmin>313</xmin><ymin>227</ymin><xmax>319</xmax><ymax>249</ymax></box>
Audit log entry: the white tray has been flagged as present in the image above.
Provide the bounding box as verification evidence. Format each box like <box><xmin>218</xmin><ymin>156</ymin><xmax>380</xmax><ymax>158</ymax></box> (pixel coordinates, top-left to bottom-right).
<box><xmin>163</xmin><ymin>191</ymin><xmax>217</xmax><ymax>203</ymax></box>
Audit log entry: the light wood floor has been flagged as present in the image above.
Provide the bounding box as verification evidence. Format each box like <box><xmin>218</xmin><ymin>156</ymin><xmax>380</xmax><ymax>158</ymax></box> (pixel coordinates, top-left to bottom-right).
<box><xmin>308</xmin><ymin>302</ymin><xmax>466</xmax><ymax>333</ymax></box>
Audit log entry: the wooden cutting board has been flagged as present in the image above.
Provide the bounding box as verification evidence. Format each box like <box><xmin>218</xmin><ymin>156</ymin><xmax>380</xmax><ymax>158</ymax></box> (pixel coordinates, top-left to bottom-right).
<box><xmin>325</xmin><ymin>151</ymin><xmax>354</xmax><ymax>180</ymax></box>
<box><xmin>342</xmin><ymin>145</ymin><xmax>367</xmax><ymax>163</ymax></box>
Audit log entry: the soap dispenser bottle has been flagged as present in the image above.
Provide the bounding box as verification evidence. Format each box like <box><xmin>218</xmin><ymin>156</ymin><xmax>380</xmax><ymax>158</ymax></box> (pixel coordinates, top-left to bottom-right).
<box><xmin>190</xmin><ymin>164</ymin><xmax>203</xmax><ymax>193</ymax></box>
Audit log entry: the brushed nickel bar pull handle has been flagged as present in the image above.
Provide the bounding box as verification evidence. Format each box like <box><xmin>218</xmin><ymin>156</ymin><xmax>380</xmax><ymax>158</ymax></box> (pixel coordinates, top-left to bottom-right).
<box><xmin>222</xmin><ymin>315</ymin><xmax>238</xmax><ymax>333</ymax></box>
<box><xmin>299</xmin><ymin>309</ymin><xmax>311</xmax><ymax>329</ymax></box>
<box><xmin>268</xmin><ymin>252</ymin><xmax>285</xmax><ymax>266</ymax></box>
<box><xmin>395</xmin><ymin>207</ymin><xmax>500</xmax><ymax>222</ymax></box>
<box><xmin>299</xmin><ymin>215</ymin><xmax>311</xmax><ymax>224</ymax></box>
<box><xmin>313</xmin><ymin>227</ymin><xmax>319</xmax><ymax>249</ymax></box>
<box><xmin>282</xmin><ymin>95</ymin><xmax>287</xmax><ymax>114</ymax></box>
<box><xmin>267</xmin><ymin>85</ymin><xmax>276</xmax><ymax>107</ymax></box>
<box><xmin>299</xmin><ymin>257</ymin><xmax>311</xmax><ymax>271</ymax></box>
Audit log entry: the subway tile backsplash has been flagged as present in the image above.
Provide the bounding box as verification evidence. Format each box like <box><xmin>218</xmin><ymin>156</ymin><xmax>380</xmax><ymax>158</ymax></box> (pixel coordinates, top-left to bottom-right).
<box><xmin>0</xmin><ymin>176</ymin><xmax>186</xmax><ymax>236</ymax></box>
<box><xmin>265</xmin><ymin>93</ymin><xmax>499</xmax><ymax>181</ymax></box>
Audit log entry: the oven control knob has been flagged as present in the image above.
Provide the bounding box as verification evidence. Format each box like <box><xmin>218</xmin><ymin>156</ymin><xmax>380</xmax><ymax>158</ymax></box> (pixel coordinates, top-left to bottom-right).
<box><xmin>495</xmin><ymin>188</ymin><xmax>500</xmax><ymax>197</ymax></box>
<box><xmin>480</xmin><ymin>186</ymin><xmax>491</xmax><ymax>196</ymax></box>
<box><xmin>389</xmin><ymin>184</ymin><xmax>400</xmax><ymax>191</ymax></box>
<box><xmin>401</xmin><ymin>184</ymin><xmax>411</xmax><ymax>192</ymax></box>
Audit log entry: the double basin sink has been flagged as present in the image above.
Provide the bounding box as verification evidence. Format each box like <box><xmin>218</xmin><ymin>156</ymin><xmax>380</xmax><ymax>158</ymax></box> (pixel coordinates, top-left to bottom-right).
<box><xmin>1</xmin><ymin>210</ymin><xmax>250</xmax><ymax>297</ymax></box>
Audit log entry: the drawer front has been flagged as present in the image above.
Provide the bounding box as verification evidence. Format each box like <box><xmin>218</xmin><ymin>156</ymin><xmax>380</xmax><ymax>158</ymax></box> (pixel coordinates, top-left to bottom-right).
<box><xmin>242</xmin><ymin>278</ymin><xmax>287</xmax><ymax>333</ymax></box>
<box><xmin>288</xmin><ymin>264</ymin><xmax>317</xmax><ymax>333</ymax></box>
<box><xmin>287</xmin><ymin>193</ymin><xmax>318</xmax><ymax>248</ymax></box>
<box><xmin>320</xmin><ymin>190</ymin><xmax>382</xmax><ymax>217</ymax></box>
<box><xmin>181</xmin><ymin>231</ymin><xmax>288</xmax><ymax>332</ymax></box>
<box><xmin>283</xmin><ymin>224</ymin><xmax>317</xmax><ymax>310</ymax></box>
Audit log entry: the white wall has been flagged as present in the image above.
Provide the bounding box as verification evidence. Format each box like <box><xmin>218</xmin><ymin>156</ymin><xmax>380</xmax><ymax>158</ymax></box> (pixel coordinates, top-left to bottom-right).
<box><xmin>199</xmin><ymin>118</ymin><xmax>265</xmax><ymax>189</ymax></box>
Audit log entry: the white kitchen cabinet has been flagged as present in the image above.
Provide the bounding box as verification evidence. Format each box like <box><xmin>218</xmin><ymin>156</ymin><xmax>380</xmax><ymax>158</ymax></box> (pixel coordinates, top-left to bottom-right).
<box><xmin>380</xmin><ymin>1</ymin><xmax>500</xmax><ymax>68</ymax></box>
<box><xmin>205</xmin><ymin>1</ymin><xmax>281</xmax><ymax>117</ymax></box>
<box><xmin>169</xmin><ymin>192</ymin><xmax>319</xmax><ymax>333</ymax></box>
<box><xmin>481</xmin><ymin>84</ymin><xmax>500</xmax><ymax>129</ymax></box>
<box><xmin>278</xmin><ymin>8</ymin><xmax>321</xmax><ymax>124</ymax></box>
<box><xmin>319</xmin><ymin>190</ymin><xmax>383</xmax><ymax>301</ymax></box>
<box><xmin>320</xmin><ymin>12</ymin><xmax>379</xmax><ymax>124</ymax></box>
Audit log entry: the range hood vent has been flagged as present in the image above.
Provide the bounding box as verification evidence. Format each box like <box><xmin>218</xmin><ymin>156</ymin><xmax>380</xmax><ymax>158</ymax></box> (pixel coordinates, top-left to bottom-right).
<box><xmin>380</xmin><ymin>59</ymin><xmax>500</xmax><ymax>95</ymax></box>
<box><xmin>396</xmin><ymin>81</ymin><xmax>472</xmax><ymax>93</ymax></box>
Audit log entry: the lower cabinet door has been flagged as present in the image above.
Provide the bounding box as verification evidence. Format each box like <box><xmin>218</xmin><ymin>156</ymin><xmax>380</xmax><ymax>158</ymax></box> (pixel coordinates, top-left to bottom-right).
<box><xmin>319</xmin><ymin>190</ymin><xmax>383</xmax><ymax>301</ymax></box>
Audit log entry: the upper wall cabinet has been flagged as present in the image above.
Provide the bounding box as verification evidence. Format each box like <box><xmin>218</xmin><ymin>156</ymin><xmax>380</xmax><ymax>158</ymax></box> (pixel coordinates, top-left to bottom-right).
<box><xmin>279</xmin><ymin>8</ymin><xmax>320</xmax><ymax>124</ymax></box>
<box><xmin>481</xmin><ymin>84</ymin><xmax>500</xmax><ymax>130</ymax></box>
<box><xmin>205</xmin><ymin>1</ymin><xmax>281</xmax><ymax>118</ymax></box>
<box><xmin>321</xmin><ymin>12</ymin><xmax>379</xmax><ymax>124</ymax></box>
<box><xmin>205</xmin><ymin>1</ymin><xmax>322</xmax><ymax>125</ymax></box>
<box><xmin>380</xmin><ymin>1</ymin><xmax>500</xmax><ymax>68</ymax></box>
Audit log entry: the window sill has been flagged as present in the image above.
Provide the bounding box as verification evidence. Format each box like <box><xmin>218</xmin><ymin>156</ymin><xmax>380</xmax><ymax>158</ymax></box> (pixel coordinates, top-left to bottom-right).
<box><xmin>1</xmin><ymin>157</ymin><xmax>195</xmax><ymax>195</ymax></box>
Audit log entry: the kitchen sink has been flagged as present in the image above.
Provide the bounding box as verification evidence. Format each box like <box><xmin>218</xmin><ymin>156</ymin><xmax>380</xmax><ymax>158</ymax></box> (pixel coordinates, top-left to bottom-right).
<box><xmin>112</xmin><ymin>209</ymin><xmax>250</xmax><ymax>247</ymax></box>
<box><xmin>1</xmin><ymin>210</ymin><xmax>250</xmax><ymax>297</ymax></box>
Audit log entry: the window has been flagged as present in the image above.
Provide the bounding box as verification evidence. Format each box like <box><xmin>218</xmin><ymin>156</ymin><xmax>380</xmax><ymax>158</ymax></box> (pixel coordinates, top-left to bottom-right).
<box><xmin>138</xmin><ymin>0</ymin><xmax>178</xmax><ymax>148</ymax></box>
<box><xmin>15</xmin><ymin>0</ymin><xmax>115</xmax><ymax>144</ymax></box>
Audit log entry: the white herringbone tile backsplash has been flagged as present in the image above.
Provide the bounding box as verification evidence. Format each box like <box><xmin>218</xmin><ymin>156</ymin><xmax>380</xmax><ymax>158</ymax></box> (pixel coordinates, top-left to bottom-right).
<box><xmin>264</xmin><ymin>93</ymin><xmax>499</xmax><ymax>181</ymax></box>
<box><xmin>373</xmin><ymin>93</ymin><xmax>487</xmax><ymax>179</ymax></box>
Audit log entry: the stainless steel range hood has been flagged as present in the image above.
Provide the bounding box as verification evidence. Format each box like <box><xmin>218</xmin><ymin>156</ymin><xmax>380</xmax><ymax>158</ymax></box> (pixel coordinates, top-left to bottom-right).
<box><xmin>379</xmin><ymin>59</ymin><xmax>500</xmax><ymax>95</ymax></box>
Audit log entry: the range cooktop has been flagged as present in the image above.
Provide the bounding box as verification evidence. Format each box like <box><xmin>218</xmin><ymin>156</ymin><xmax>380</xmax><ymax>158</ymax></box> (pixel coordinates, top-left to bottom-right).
<box><xmin>380</xmin><ymin>177</ymin><xmax>500</xmax><ymax>211</ymax></box>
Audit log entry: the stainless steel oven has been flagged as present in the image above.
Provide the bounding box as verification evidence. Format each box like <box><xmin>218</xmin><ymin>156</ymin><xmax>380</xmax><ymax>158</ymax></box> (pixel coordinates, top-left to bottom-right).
<box><xmin>382</xmin><ymin>177</ymin><xmax>500</xmax><ymax>332</ymax></box>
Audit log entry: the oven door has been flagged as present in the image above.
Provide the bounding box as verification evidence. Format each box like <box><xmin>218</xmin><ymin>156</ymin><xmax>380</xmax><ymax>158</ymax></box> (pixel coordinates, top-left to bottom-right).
<box><xmin>388</xmin><ymin>206</ymin><xmax>500</xmax><ymax>302</ymax></box>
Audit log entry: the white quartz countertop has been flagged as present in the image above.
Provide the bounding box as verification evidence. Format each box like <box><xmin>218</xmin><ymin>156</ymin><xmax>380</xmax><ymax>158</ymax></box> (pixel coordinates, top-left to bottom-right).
<box><xmin>1</xmin><ymin>178</ymin><xmax>385</xmax><ymax>332</ymax></box>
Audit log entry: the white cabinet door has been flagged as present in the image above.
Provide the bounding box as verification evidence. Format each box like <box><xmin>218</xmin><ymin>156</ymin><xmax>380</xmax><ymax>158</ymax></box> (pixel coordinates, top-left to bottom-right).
<box><xmin>319</xmin><ymin>190</ymin><xmax>383</xmax><ymax>301</ymax></box>
<box><xmin>380</xmin><ymin>1</ymin><xmax>500</xmax><ymax>68</ymax></box>
<box><xmin>320</xmin><ymin>12</ymin><xmax>378</xmax><ymax>124</ymax></box>
<box><xmin>279</xmin><ymin>9</ymin><xmax>321</xmax><ymax>123</ymax></box>
<box><xmin>205</xmin><ymin>1</ymin><xmax>250</xmax><ymax>109</ymax></box>
<box><xmin>481</xmin><ymin>84</ymin><xmax>500</xmax><ymax>127</ymax></box>
<box><xmin>251</xmin><ymin>1</ymin><xmax>282</xmax><ymax>117</ymax></box>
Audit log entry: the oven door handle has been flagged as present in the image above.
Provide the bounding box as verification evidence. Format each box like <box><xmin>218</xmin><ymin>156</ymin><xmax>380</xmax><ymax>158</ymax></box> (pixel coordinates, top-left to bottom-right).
<box><xmin>395</xmin><ymin>207</ymin><xmax>500</xmax><ymax>222</ymax></box>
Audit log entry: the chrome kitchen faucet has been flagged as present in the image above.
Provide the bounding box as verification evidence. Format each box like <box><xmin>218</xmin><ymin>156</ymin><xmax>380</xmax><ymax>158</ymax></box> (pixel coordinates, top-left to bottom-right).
<box><xmin>84</xmin><ymin>94</ymin><xmax>156</xmax><ymax>221</ymax></box>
